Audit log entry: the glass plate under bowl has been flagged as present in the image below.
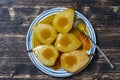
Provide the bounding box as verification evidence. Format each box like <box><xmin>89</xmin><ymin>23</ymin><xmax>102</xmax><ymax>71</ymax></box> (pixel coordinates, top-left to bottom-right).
<box><xmin>26</xmin><ymin>7</ymin><xmax>96</xmax><ymax>77</ymax></box>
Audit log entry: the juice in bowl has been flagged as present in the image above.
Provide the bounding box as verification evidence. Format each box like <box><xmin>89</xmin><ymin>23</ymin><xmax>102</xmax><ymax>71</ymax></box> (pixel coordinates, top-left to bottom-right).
<box><xmin>26</xmin><ymin>7</ymin><xmax>96</xmax><ymax>77</ymax></box>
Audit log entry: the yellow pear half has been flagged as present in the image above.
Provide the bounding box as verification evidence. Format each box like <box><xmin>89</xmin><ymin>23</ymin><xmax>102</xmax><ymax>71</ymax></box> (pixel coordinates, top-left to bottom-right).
<box><xmin>33</xmin><ymin>45</ymin><xmax>59</xmax><ymax>66</ymax></box>
<box><xmin>55</xmin><ymin>33</ymin><xmax>81</xmax><ymax>52</ymax></box>
<box><xmin>53</xmin><ymin>8</ymin><xmax>74</xmax><ymax>33</ymax></box>
<box><xmin>71</xmin><ymin>29</ymin><xmax>91</xmax><ymax>50</ymax></box>
<box><xmin>33</xmin><ymin>23</ymin><xmax>57</xmax><ymax>45</ymax></box>
<box><xmin>61</xmin><ymin>50</ymin><xmax>89</xmax><ymax>73</ymax></box>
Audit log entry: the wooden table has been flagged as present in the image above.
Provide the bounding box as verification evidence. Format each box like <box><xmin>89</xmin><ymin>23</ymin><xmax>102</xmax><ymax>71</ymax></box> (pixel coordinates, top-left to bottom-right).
<box><xmin>0</xmin><ymin>0</ymin><xmax>120</xmax><ymax>80</ymax></box>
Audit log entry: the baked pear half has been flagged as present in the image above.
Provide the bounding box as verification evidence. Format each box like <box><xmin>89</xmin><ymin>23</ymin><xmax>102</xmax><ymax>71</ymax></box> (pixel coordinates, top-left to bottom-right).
<box><xmin>33</xmin><ymin>45</ymin><xmax>59</xmax><ymax>66</ymax></box>
<box><xmin>71</xmin><ymin>29</ymin><xmax>91</xmax><ymax>50</ymax></box>
<box><xmin>53</xmin><ymin>8</ymin><xmax>74</xmax><ymax>33</ymax></box>
<box><xmin>61</xmin><ymin>50</ymin><xmax>89</xmax><ymax>73</ymax></box>
<box><xmin>33</xmin><ymin>23</ymin><xmax>57</xmax><ymax>45</ymax></box>
<box><xmin>55</xmin><ymin>33</ymin><xmax>81</xmax><ymax>52</ymax></box>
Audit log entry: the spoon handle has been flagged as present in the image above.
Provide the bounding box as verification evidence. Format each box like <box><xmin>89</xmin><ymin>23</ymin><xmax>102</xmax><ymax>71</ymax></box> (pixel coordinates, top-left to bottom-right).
<box><xmin>83</xmin><ymin>31</ymin><xmax>114</xmax><ymax>68</ymax></box>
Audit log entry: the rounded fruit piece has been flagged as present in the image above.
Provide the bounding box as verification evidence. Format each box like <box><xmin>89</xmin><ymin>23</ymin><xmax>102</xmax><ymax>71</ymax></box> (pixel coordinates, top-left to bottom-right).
<box><xmin>61</xmin><ymin>50</ymin><xmax>89</xmax><ymax>73</ymax></box>
<box><xmin>33</xmin><ymin>23</ymin><xmax>57</xmax><ymax>44</ymax></box>
<box><xmin>71</xmin><ymin>29</ymin><xmax>91</xmax><ymax>50</ymax></box>
<box><xmin>53</xmin><ymin>8</ymin><xmax>74</xmax><ymax>33</ymax></box>
<box><xmin>55</xmin><ymin>33</ymin><xmax>82</xmax><ymax>52</ymax></box>
<box><xmin>33</xmin><ymin>45</ymin><xmax>59</xmax><ymax>66</ymax></box>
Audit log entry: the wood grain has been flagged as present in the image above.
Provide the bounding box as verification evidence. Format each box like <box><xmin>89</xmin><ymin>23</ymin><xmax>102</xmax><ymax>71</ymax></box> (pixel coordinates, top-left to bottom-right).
<box><xmin>0</xmin><ymin>0</ymin><xmax>120</xmax><ymax>80</ymax></box>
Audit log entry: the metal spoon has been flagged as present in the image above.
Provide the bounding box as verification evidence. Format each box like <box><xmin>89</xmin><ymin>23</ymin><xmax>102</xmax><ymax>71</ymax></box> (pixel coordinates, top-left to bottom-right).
<box><xmin>73</xmin><ymin>18</ymin><xmax>114</xmax><ymax>68</ymax></box>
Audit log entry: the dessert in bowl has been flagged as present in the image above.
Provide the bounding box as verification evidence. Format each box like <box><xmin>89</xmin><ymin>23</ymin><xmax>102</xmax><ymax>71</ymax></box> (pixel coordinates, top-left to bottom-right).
<box><xmin>26</xmin><ymin>7</ymin><xmax>96</xmax><ymax>77</ymax></box>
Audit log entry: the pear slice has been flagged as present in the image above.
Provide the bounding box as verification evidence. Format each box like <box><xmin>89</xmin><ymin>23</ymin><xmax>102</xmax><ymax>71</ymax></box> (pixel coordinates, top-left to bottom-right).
<box><xmin>55</xmin><ymin>33</ymin><xmax>81</xmax><ymax>52</ymax></box>
<box><xmin>53</xmin><ymin>8</ymin><xmax>74</xmax><ymax>33</ymax></box>
<box><xmin>33</xmin><ymin>23</ymin><xmax>57</xmax><ymax>45</ymax></box>
<box><xmin>71</xmin><ymin>29</ymin><xmax>91</xmax><ymax>50</ymax></box>
<box><xmin>33</xmin><ymin>45</ymin><xmax>59</xmax><ymax>66</ymax></box>
<box><xmin>61</xmin><ymin>50</ymin><xmax>89</xmax><ymax>73</ymax></box>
